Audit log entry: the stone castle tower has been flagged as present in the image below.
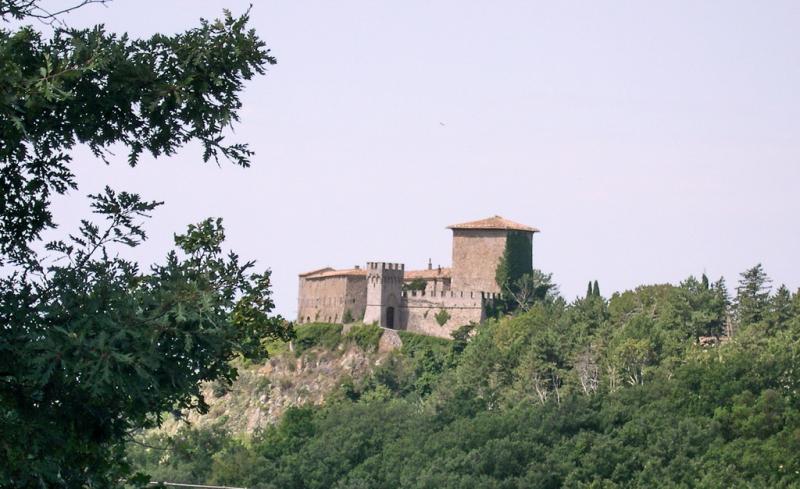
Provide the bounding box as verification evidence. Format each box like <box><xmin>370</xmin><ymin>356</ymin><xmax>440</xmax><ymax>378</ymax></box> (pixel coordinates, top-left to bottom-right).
<box><xmin>297</xmin><ymin>216</ymin><xmax>539</xmax><ymax>338</ymax></box>
<box><xmin>448</xmin><ymin>215</ymin><xmax>538</xmax><ymax>293</ymax></box>
<box><xmin>362</xmin><ymin>262</ymin><xmax>404</xmax><ymax>328</ymax></box>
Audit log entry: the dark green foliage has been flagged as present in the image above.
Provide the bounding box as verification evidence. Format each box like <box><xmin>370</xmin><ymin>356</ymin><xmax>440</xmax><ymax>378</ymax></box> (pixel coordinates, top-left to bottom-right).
<box><xmin>449</xmin><ymin>323</ymin><xmax>475</xmax><ymax>357</ymax></box>
<box><xmin>0</xmin><ymin>3</ymin><xmax>284</xmax><ymax>486</ymax></box>
<box><xmin>736</xmin><ymin>263</ymin><xmax>772</xmax><ymax>328</ymax></box>
<box><xmin>0</xmin><ymin>3</ymin><xmax>274</xmax><ymax>266</ymax></box>
<box><xmin>344</xmin><ymin>323</ymin><xmax>384</xmax><ymax>352</ymax></box>
<box><xmin>403</xmin><ymin>278</ymin><xmax>427</xmax><ymax>292</ymax></box>
<box><xmin>211</xmin><ymin>380</ymin><xmax>231</xmax><ymax>398</ymax></box>
<box><xmin>1</xmin><ymin>198</ymin><xmax>291</xmax><ymax>488</ymax></box>
<box><xmin>495</xmin><ymin>231</ymin><xmax>533</xmax><ymax>294</ymax></box>
<box><xmin>593</xmin><ymin>279</ymin><xmax>600</xmax><ymax>297</ymax></box>
<box><xmin>131</xmin><ymin>266</ymin><xmax>800</xmax><ymax>488</ymax></box>
<box><xmin>768</xmin><ymin>285</ymin><xmax>793</xmax><ymax>334</ymax></box>
<box><xmin>398</xmin><ymin>330</ymin><xmax>452</xmax><ymax>359</ymax></box>
<box><xmin>363</xmin><ymin>331</ymin><xmax>454</xmax><ymax>399</ymax></box>
<box><xmin>434</xmin><ymin>308</ymin><xmax>451</xmax><ymax>326</ymax></box>
<box><xmin>127</xmin><ymin>422</ymin><xmax>236</xmax><ymax>485</ymax></box>
<box><xmin>292</xmin><ymin>323</ymin><xmax>343</xmax><ymax>356</ymax></box>
<box><xmin>342</xmin><ymin>309</ymin><xmax>354</xmax><ymax>323</ymax></box>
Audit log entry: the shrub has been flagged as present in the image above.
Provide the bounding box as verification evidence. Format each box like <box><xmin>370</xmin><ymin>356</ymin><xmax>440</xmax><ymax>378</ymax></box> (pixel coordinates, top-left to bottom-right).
<box><xmin>435</xmin><ymin>308</ymin><xmax>451</xmax><ymax>326</ymax></box>
<box><xmin>293</xmin><ymin>323</ymin><xmax>343</xmax><ymax>356</ymax></box>
<box><xmin>211</xmin><ymin>380</ymin><xmax>231</xmax><ymax>398</ymax></box>
<box><xmin>343</xmin><ymin>309</ymin><xmax>354</xmax><ymax>323</ymax></box>
<box><xmin>345</xmin><ymin>323</ymin><xmax>384</xmax><ymax>352</ymax></box>
<box><xmin>397</xmin><ymin>331</ymin><xmax>451</xmax><ymax>356</ymax></box>
<box><xmin>255</xmin><ymin>377</ymin><xmax>271</xmax><ymax>395</ymax></box>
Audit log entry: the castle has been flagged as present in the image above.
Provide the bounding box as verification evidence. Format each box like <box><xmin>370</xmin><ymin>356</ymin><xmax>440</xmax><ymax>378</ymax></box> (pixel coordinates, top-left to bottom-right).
<box><xmin>297</xmin><ymin>216</ymin><xmax>539</xmax><ymax>338</ymax></box>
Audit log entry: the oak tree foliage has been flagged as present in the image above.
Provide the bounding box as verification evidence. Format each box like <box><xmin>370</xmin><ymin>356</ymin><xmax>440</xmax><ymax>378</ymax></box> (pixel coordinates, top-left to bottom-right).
<box><xmin>0</xmin><ymin>2</ymin><xmax>290</xmax><ymax>487</ymax></box>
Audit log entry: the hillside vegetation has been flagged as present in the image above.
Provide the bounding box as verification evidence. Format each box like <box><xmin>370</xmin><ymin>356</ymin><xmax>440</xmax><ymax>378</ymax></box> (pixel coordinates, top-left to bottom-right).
<box><xmin>130</xmin><ymin>266</ymin><xmax>800</xmax><ymax>488</ymax></box>
<box><xmin>149</xmin><ymin>323</ymin><xmax>395</xmax><ymax>434</ymax></box>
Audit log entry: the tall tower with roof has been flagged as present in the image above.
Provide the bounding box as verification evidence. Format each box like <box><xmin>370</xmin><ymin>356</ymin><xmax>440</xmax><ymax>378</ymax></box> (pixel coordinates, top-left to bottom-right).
<box><xmin>447</xmin><ymin>215</ymin><xmax>539</xmax><ymax>293</ymax></box>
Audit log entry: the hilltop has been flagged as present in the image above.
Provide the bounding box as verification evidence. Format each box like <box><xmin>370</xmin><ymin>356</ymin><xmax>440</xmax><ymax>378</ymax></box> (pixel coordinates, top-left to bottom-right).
<box><xmin>130</xmin><ymin>267</ymin><xmax>800</xmax><ymax>488</ymax></box>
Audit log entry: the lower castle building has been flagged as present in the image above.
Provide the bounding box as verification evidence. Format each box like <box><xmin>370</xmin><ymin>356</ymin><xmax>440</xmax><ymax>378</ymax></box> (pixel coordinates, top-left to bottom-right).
<box><xmin>297</xmin><ymin>216</ymin><xmax>539</xmax><ymax>338</ymax></box>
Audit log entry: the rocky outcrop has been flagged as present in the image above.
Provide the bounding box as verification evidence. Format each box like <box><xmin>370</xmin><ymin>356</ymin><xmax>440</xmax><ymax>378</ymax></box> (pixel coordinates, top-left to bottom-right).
<box><xmin>162</xmin><ymin>344</ymin><xmax>390</xmax><ymax>434</ymax></box>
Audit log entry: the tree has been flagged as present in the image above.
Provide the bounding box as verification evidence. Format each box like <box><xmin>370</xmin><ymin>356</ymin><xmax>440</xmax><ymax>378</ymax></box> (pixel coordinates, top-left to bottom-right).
<box><xmin>0</xmin><ymin>2</ymin><xmax>289</xmax><ymax>487</ymax></box>
<box><xmin>495</xmin><ymin>231</ymin><xmax>533</xmax><ymax>296</ymax></box>
<box><xmin>0</xmin><ymin>0</ymin><xmax>274</xmax><ymax>266</ymax></box>
<box><xmin>403</xmin><ymin>278</ymin><xmax>427</xmax><ymax>292</ymax></box>
<box><xmin>792</xmin><ymin>289</ymin><xmax>800</xmax><ymax>333</ymax></box>
<box><xmin>573</xmin><ymin>346</ymin><xmax>600</xmax><ymax>395</ymax></box>
<box><xmin>666</xmin><ymin>275</ymin><xmax>729</xmax><ymax>339</ymax></box>
<box><xmin>613</xmin><ymin>338</ymin><xmax>652</xmax><ymax>386</ymax></box>
<box><xmin>735</xmin><ymin>264</ymin><xmax>772</xmax><ymax>329</ymax></box>
<box><xmin>767</xmin><ymin>285</ymin><xmax>793</xmax><ymax>334</ymax></box>
<box><xmin>504</xmin><ymin>270</ymin><xmax>560</xmax><ymax>312</ymax></box>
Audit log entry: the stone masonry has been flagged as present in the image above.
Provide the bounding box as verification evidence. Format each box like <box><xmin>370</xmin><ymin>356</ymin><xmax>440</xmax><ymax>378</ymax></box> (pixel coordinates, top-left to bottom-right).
<box><xmin>297</xmin><ymin>216</ymin><xmax>539</xmax><ymax>339</ymax></box>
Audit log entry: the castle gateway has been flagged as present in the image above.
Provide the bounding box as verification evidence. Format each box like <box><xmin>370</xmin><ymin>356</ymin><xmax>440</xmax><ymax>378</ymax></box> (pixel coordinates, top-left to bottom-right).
<box><xmin>297</xmin><ymin>216</ymin><xmax>539</xmax><ymax>338</ymax></box>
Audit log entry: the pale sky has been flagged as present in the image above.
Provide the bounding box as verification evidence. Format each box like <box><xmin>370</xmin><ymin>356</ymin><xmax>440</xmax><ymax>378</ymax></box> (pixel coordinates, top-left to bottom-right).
<box><xmin>43</xmin><ymin>0</ymin><xmax>800</xmax><ymax>318</ymax></box>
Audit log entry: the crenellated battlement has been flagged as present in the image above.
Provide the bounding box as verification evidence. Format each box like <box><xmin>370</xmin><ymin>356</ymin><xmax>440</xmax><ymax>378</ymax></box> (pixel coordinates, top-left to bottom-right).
<box><xmin>366</xmin><ymin>262</ymin><xmax>405</xmax><ymax>272</ymax></box>
<box><xmin>366</xmin><ymin>262</ymin><xmax>405</xmax><ymax>288</ymax></box>
<box><xmin>401</xmin><ymin>290</ymin><xmax>500</xmax><ymax>301</ymax></box>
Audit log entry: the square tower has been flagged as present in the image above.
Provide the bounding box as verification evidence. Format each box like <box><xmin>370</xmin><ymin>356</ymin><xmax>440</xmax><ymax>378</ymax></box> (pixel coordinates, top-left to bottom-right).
<box><xmin>448</xmin><ymin>215</ymin><xmax>539</xmax><ymax>293</ymax></box>
<box><xmin>362</xmin><ymin>262</ymin><xmax>404</xmax><ymax>328</ymax></box>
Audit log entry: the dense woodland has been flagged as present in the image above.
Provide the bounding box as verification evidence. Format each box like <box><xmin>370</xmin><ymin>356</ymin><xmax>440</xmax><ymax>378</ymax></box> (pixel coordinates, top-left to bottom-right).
<box><xmin>131</xmin><ymin>266</ymin><xmax>800</xmax><ymax>488</ymax></box>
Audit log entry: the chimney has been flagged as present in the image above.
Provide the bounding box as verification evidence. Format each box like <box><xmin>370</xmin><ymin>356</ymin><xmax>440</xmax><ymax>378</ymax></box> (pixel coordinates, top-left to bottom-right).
<box><xmin>427</xmin><ymin>258</ymin><xmax>432</xmax><ymax>270</ymax></box>
<box><xmin>354</xmin><ymin>265</ymin><xmax>360</xmax><ymax>270</ymax></box>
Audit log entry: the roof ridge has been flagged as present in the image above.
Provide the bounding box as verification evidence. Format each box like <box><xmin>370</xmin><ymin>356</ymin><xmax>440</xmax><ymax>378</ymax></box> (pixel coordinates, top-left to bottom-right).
<box><xmin>447</xmin><ymin>215</ymin><xmax>539</xmax><ymax>233</ymax></box>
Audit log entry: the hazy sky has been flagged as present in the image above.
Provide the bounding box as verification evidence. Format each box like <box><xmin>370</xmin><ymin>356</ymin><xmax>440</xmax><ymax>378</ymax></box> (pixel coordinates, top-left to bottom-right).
<box><xmin>43</xmin><ymin>0</ymin><xmax>799</xmax><ymax>318</ymax></box>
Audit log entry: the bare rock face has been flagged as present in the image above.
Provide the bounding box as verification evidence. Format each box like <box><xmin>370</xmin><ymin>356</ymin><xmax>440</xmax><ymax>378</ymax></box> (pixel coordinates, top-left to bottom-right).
<box><xmin>164</xmin><ymin>345</ymin><xmax>389</xmax><ymax>434</ymax></box>
<box><xmin>378</xmin><ymin>329</ymin><xmax>402</xmax><ymax>352</ymax></box>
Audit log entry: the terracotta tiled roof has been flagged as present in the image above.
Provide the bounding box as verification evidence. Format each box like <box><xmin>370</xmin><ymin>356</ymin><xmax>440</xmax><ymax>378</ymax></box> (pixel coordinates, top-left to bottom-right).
<box><xmin>404</xmin><ymin>268</ymin><xmax>452</xmax><ymax>280</ymax></box>
<box><xmin>301</xmin><ymin>267</ymin><xmax>367</xmax><ymax>279</ymax></box>
<box><xmin>447</xmin><ymin>215</ymin><xmax>539</xmax><ymax>233</ymax></box>
<box><xmin>299</xmin><ymin>267</ymin><xmax>335</xmax><ymax>277</ymax></box>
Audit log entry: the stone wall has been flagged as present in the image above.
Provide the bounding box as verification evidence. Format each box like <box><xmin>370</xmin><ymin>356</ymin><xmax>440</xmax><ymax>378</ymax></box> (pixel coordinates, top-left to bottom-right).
<box><xmin>297</xmin><ymin>275</ymin><xmax>367</xmax><ymax>324</ymax></box>
<box><xmin>398</xmin><ymin>290</ymin><xmax>497</xmax><ymax>338</ymax></box>
<box><xmin>423</xmin><ymin>276</ymin><xmax>451</xmax><ymax>295</ymax></box>
<box><xmin>450</xmin><ymin>229</ymin><xmax>508</xmax><ymax>293</ymax></box>
<box><xmin>344</xmin><ymin>276</ymin><xmax>367</xmax><ymax>321</ymax></box>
